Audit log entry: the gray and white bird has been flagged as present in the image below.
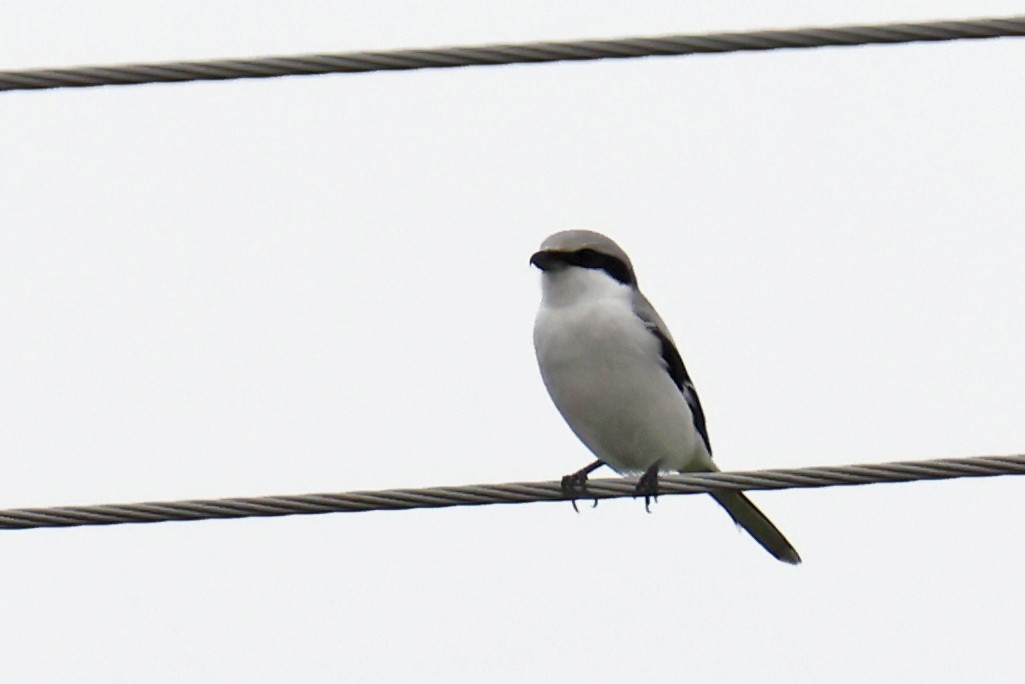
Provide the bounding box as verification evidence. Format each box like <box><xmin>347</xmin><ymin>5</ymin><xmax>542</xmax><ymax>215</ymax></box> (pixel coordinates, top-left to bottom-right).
<box><xmin>531</xmin><ymin>230</ymin><xmax>800</xmax><ymax>564</ymax></box>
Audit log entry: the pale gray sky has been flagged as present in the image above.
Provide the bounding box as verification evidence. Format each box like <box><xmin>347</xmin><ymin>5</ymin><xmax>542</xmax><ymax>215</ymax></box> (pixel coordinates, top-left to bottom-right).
<box><xmin>2</xmin><ymin>2</ymin><xmax>1025</xmax><ymax>681</ymax></box>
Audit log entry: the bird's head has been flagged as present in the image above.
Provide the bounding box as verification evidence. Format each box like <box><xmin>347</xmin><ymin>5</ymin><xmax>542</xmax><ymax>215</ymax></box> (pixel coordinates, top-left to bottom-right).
<box><xmin>529</xmin><ymin>230</ymin><xmax>636</xmax><ymax>287</ymax></box>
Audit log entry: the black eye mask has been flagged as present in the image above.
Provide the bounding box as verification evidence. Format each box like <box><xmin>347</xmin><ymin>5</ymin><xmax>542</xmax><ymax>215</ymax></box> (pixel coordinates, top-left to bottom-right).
<box><xmin>543</xmin><ymin>248</ymin><xmax>634</xmax><ymax>286</ymax></box>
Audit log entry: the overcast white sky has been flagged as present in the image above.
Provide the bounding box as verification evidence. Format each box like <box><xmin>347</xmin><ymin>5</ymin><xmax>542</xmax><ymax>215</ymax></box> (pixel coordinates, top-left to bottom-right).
<box><xmin>3</xmin><ymin>2</ymin><xmax>1025</xmax><ymax>681</ymax></box>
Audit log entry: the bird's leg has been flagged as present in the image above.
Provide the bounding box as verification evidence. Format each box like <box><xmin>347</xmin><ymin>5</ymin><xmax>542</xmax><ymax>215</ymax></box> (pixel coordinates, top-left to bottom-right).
<box><xmin>561</xmin><ymin>460</ymin><xmax>605</xmax><ymax>512</ymax></box>
<box><xmin>634</xmin><ymin>462</ymin><xmax>661</xmax><ymax>513</ymax></box>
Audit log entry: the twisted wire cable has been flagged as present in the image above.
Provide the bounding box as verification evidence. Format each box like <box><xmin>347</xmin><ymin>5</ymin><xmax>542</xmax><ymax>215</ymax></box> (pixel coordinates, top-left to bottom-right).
<box><xmin>2</xmin><ymin>16</ymin><xmax>1024</xmax><ymax>93</ymax></box>
<box><xmin>2</xmin><ymin>453</ymin><xmax>1023</xmax><ymax>530</ymax></box>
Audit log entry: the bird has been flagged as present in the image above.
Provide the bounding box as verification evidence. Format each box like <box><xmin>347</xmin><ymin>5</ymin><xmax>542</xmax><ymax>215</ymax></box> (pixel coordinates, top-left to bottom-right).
<box><xmin>531</xmin><ymin>229</ymin><xmax>801</xmax><ymax>564</ymax></box>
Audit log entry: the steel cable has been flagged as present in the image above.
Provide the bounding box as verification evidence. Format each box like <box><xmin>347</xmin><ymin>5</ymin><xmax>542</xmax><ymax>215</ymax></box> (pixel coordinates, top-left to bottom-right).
<box><xmin>2</xmin><ymin>453</ymin><xmax>1023</xmax><ymax>531</ymax></box>
<box><xmin>1</xmin><ymin>16</ymin><xmax>1023</xmax><ymax>93</ymax></box>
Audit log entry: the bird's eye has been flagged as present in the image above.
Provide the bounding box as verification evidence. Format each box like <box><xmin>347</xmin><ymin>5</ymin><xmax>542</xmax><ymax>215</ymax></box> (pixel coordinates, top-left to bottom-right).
<box><xmin>578</xmin><ymin>249</ymin><xmax>632</xmax><ymax>285</ymax></box>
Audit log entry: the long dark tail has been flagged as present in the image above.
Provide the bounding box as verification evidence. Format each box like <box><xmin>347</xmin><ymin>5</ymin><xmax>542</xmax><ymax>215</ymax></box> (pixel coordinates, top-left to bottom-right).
<box><xmin>710</xmin><ymin>491</ymin><xmax>801</xmax><ymax>564</ymax></box>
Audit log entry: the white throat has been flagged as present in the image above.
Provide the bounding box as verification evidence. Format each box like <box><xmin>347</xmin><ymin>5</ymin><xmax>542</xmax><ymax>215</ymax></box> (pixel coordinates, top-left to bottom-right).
<box><xmin>540</xmin><ymin>266</ymin><xmax>633</xmax><ymax>309</ymax></box>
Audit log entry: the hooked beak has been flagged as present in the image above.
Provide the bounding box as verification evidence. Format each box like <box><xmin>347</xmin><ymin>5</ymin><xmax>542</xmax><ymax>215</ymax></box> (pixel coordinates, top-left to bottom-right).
<box><xmin>530</xmin><ymin>250</ymin><xmax>560</xmax><ymax>271</ymax></box>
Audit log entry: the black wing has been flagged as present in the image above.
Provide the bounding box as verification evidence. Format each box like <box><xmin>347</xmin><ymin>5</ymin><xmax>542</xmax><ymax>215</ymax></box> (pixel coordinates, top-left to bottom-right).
<box><xmin>646</xmin><ymin>325</ymin><xmax>712</xmax><ymax>455</ymax></box>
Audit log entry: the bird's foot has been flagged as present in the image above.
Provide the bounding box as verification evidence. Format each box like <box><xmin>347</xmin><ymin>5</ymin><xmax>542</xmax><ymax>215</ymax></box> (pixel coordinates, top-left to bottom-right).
<box><xmin>561</xmin><ymin>461</ymin><xmax>604</xmax><ymax>512</ymax></box>
<box><xmin>561</xmin><ymin>472</ymin><xmax>591</xmax><ymax>512</ymax></box>
<box><xmin>634</xmin><ymin>464</ymin><xmax>660</xmax><ymax>513</ymax></box>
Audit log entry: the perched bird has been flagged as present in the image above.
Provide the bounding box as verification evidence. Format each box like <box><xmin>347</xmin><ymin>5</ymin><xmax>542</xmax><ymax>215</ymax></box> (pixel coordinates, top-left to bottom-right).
<box><xmin>531</xmin><ymin>230</ymin><xmax>800</xmax><ymax>564</ymax></box>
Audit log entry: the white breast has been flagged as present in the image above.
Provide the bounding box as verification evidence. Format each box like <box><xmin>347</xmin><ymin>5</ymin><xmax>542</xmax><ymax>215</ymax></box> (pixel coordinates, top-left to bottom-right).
<box><xmin>533</xmin><ymin>268</ymin><xmax>711</xmax><ymax>474</ymax></box>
